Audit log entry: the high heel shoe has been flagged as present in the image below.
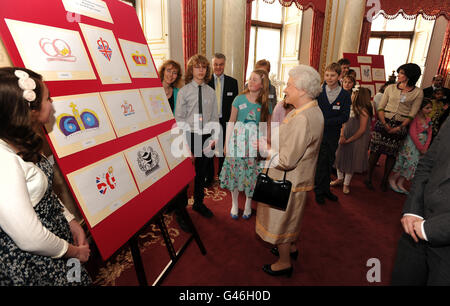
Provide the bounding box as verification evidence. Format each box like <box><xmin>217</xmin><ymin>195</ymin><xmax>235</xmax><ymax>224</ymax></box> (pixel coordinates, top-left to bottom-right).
<box><xmin>262</xmin><ymin>264</ymin><xmax>293</xmax><ymax>277</ymax></box>
<box><xmin>270</xmin><ymin>247</ymin><xmax>298</xmax><ymax>260</ymax></box>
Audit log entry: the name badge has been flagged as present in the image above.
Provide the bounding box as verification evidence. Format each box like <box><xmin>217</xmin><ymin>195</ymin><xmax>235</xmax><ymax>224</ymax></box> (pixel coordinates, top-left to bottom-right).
<box><xmin>269</xmin><ymin>94</ymin><xmax>275</xmax><ymax>99</ymax></box>
<box><xmin>239</xmin><ymin>103</ymin><xmax>247</xmax><ymax>110</ymax></box>
<box><xmin>333</xmin><ymin>105</ymin><xmax>341</xmax><ymax>110</ymax></box>
<box><xmin>227</xmin><ymin>92</ymin><xmax>233</xmax><ymax>96</ymax></box>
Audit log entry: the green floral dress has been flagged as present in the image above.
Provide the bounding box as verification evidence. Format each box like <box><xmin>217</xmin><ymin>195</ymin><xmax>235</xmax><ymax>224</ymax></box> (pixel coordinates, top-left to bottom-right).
<box><xmin>219</xmin><ymin>95</ymin><xmax>268</xmax><ymax>197</ymax></box>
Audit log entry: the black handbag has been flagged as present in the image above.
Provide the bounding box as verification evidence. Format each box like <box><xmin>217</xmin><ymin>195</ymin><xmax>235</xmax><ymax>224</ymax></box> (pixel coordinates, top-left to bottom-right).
<box><xmin>252</xmin><ymin>154</ymin><xmax>292</xmax><ymax>211</ymax></box>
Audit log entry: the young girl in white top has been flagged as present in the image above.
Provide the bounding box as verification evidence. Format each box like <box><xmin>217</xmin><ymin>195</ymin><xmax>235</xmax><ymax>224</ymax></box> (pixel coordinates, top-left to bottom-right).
<box><xmin>0</xmin><ymin>67</ymin><xmax>91</xmax><ymax>285</ymax></box>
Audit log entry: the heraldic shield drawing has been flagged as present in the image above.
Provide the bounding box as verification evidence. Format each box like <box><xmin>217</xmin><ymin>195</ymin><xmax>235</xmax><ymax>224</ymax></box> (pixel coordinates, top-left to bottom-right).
<box><xmin>137</xmin><ymin>146</ymin><xmax>160</xmax><ymax>176</ymax></box>
<box><xmin>124</xmin><ymin>138</ymin><xmax>170</xmax><ymax>192</ymax></box>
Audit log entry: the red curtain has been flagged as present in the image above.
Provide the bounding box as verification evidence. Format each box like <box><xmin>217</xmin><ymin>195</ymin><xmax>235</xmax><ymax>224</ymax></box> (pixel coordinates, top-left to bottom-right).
<box><xmin>358</xmin><ymin>18</ymin><xmax>371</xmax><ymax>54</ymax></box>
<box><xmin>309</xmin><ymin>10</ymin><xmax>324</xmax><ymax>70</ymax></box>
<box><xmin>438</xmin><ymin>21</ymin><xmax>450</xmax><ymax>83</ymax></box>
<box><xmin>181</xmin><ymin>0</ymin><xmax>198</xmax><ymax>69</ymax></box>
<box><xmin>358</xmin><ymin>0</ymin><xmax>449</xmax><ymax>55</ymax></box>
<box><xmin>376</xmin><ymin>0</ymin><xmax>449</xmax><ymax>20</ymax></box>
<box><xmin>257</xmin><ymin>0</ymin><xmax>326</xmax><ymax>13</ymax></box>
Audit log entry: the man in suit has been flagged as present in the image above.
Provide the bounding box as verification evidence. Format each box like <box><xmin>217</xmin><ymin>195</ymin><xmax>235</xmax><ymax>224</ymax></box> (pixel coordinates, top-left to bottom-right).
<box><xmin>391</xmin><ymin>118</ymin><xmax>450</xmax><ymax>285</ymax></box>
<box><xmin>423</xmin><ymin>74</ymin><xmax>450</xmax><ymax>104</ymax></box>
<box><xmin>206</xmin><ymin>53</ymin><xmax>239</xmax><ymax>184</ymax></box>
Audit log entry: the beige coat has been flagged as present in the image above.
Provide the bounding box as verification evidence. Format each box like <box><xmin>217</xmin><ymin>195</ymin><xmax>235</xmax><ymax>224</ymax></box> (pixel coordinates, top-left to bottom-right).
<box><xmin>256</xmin><ymin>100</ymin><xmax>324</xmax><ymax>245</ymax></box>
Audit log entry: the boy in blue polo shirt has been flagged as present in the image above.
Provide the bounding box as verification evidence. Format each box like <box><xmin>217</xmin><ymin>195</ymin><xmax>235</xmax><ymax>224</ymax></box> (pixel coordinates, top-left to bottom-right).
<box><xmin>314</xmin><ymin>63</ymin><xmax>351</xmax><ymax>204</ymax></box>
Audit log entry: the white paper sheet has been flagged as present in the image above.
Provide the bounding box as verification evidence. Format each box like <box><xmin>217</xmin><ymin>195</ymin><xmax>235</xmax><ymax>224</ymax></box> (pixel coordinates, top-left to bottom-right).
<box><xmin>124</xmin><ymin>138</ymin><xmax>170</xmax><ymax>192</ymax></box>
<box><xmin>5</xmin><ymin>19</ymin><xmax>96</xmax><ymax>81</ymax></box>
<box><xmin>139</xmin><ymin>87</ymin><xmax>174</xmax><ymax>126</ymax></box>
<box><xmin>100</xmin><ymin>89</ymin><xmax>152</xmax><ymax>137</ymax></box>
<box><xmin>79</xmin><ymin>23</ymin><xmax>131</xmax><ymax>84</ymax></box>
<box><xmin>45</xmin><ymin>92</ymin><xmax>116</xmax><ymax>157</ymax></box>
<box><xmin>67</xmin><ymin>153</ymin><xmax>139</xmax><ymax>227</ymax></box>
<box><xmin>118</xmin><ymin>38</ymin><xmax>157</xmax><ymax>79</ymax></box>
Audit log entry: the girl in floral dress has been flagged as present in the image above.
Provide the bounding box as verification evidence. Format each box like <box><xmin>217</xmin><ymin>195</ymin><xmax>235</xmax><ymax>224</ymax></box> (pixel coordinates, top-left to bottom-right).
<box><xmin>0</xmin><ymin>67</ymin><xmax>91</xmax><ymax>285</ymax></box>
<box><xmin>389</xmin><ymin>99</ymin><xmax>433</xmax><ymax>194</ymax></box>
<box><xmin>220</xmin><ymin>69</ymin><xmax>271</xmax><ymax>219</ymax></box>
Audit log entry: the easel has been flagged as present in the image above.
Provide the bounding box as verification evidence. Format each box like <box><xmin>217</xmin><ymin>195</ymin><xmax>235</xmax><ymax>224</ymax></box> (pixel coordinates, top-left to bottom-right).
<box><xmin>128</xmin><ymin>186</ymin><xmax>206</xmax><ymax>286</ymax></box>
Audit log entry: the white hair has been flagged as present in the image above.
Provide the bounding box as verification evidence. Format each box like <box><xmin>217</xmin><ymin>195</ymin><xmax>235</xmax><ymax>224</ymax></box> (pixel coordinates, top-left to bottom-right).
<box><xmin>288</xmin><ymin>65</ymin><xmax>322</xmax><ymax>99</ymax></box>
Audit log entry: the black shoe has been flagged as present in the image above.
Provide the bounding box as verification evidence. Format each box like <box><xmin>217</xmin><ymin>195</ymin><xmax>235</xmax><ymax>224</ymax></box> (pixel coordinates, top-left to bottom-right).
<box><xmin>262</xmin><ymin>264</ymin><xmax>293</xmax><ymax>277</ymax></box>
<box><xmin>204</xmin><ymin>179</ymin><xmax>213</xmax><ymax>188</ymax></box>
<box><xmin>192</xmin><ymin>203</ymin><xmax>214</xmax><ymax>218</ymax></box>
<box><xmin>316</xmin><ymin>195</ymin><xmax>325</xmax><ymax>205</ymax></box>
<box><xmin>270</xmin><ymin>247</ymin><xmax>298</xmax><ymax>260</ymax></box>
<box><xmin>380</xmin><ymin>181</ymin><xmax>388</xmax><ymax>192</ymax></box>
<box><xmin>175</xmin><ymin>211</ymin><xmax>192</xmax><ymax>233</ymax></box>
<box><xmin>324</xmin><ymin>191</ymin><xmax>338</xmax><ymax>202</ymax></box>
<box><xmin>364</xmin><ymin>179</ymin><xmax>374</xmax><ymax>190</ymax></box>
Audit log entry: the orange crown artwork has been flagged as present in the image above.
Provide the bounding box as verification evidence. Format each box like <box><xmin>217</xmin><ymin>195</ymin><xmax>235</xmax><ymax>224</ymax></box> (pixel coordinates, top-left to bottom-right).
<box><xmin>132</xmin><ymin>51</ymin><xmax>148</xmax><ymax>66</ymax></box>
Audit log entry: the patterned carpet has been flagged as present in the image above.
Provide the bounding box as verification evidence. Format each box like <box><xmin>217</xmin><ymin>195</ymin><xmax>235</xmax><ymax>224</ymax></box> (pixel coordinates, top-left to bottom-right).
<box><xmin>87</xmin><ymin>183</ymin><xmax>226</xmax><ymax>286</ymax></box>
<box><xmin>87</xmin><ymin>159</ymin><xmax>407</xmax><ymax>286</ymax></box>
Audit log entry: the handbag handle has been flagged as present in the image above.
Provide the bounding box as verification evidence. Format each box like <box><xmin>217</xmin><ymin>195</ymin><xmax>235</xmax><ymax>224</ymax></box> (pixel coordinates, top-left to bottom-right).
<box><xmin>264</xmin><ymin>153</ymin><xmax>288</xmax><ymax>182</ymax></box>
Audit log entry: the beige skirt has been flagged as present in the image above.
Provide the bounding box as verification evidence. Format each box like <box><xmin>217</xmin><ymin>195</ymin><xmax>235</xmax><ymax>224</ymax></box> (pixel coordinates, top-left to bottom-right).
<box><xmin>255</xmin><ymin>191</ymin><xmax>308</xmax><ymax>245</ymax></box>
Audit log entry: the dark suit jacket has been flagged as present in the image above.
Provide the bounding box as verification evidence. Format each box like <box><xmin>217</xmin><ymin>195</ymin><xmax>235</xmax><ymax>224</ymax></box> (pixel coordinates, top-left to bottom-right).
<box><xmin>403</xmin><ymin>117</ymin><xmax>450</xmax><ymax>247</ymax></box>
<box><xmin>208</xmin><ymin>74</ymin><xmax>239</xmax><ymax>125</ymax></box>
<box><xmin>317</xmin><ymin>84</ymin><xmax>351</xmax><ymax>144</ymax></box>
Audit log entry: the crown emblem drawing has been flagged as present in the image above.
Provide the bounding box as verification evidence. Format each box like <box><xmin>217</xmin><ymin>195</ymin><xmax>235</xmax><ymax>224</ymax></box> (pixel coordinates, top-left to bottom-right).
<box><xmin>131</xmin><ymin>51</ymin><xmax>148</xmax><ymax>66</ymax></box>
<box><xmin>56</xmin><ymin>102</ymin><xmax>100</xmax><ymax>136</ymax></box>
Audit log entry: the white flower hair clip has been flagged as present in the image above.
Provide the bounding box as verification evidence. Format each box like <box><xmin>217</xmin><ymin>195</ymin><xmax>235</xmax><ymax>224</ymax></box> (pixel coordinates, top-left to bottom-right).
<box><xmin>14</xmin><ymin>70</ymin><xmax>37</xmax><ymax>106</ymax></box>
<box><xmin>352</xmin><ymin>84</ymin><xmax>360</xmax><ymax>93</ymax></box>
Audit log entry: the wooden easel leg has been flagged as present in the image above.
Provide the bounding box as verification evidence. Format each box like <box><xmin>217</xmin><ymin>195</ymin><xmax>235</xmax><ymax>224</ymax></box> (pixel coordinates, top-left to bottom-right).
<box><xmin>129</xmin><ymin>235</ymin><xmax>148</xmax><ymax>286</ymax></box>
<box><xmin>178</xmin><ymin>203</ymin><xmax>207</xmax><ymax>255</ymax></box>
<box><xmin>157</xmin><ymin>214</ymin><xmax>177</xmax><ymax>261</ymax></box>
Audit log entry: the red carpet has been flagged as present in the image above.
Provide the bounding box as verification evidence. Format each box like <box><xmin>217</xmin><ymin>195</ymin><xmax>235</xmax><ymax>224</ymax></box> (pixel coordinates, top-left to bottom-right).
<box><xmin>88</xmin><ymin>158</ymin><xmax>408</xmax><ymax>286</ymax></box>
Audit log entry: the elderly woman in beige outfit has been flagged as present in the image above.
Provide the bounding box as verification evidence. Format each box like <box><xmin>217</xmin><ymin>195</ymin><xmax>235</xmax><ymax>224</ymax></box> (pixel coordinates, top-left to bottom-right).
<box><xmin>256</xmin><ymin>65</ymin><xmax>324</xmax><ymax>277</ymax></box>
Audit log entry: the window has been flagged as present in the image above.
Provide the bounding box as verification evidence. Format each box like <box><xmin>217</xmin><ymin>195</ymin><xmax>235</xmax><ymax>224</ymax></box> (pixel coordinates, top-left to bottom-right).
<box><xmin>367</xmin><ymin>14</ymin><xmax>435</xmax><ymax>86</ymax></box>
<box><xmin>246</xmin><ymin>0</ymin><xmax>283</xmax><ymax>79</ymax></box>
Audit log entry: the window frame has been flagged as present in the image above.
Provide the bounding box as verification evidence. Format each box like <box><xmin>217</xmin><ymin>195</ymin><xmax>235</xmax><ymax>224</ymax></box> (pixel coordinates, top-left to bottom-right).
<box><xmin>248</xmin><ymin>0</ymin><xmax>283</xmax><ymax>77</ymax></box>
<box><xmin>369</xmin><ymin>31</ymin><xmax>415</xmax><ymax>56</ymax></box>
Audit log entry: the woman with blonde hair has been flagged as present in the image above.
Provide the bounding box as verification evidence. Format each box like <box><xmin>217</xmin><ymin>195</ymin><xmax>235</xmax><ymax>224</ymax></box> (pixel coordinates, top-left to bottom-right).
<box><xmin>158</xmin><ymin>59</ymin><xmax>183</xmax><ymax>112</ymax></box>
<box><xmin>220</xmin><ymin>69</ymin><xmax>271</xmax><ymax>220</ymax></box>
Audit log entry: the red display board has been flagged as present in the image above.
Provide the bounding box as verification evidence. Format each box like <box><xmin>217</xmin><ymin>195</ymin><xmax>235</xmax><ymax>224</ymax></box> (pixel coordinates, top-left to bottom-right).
<box><xmin>0</xmin><ymin>0</ymin><xmax>195</xmax><ymax>260</ymax></box>
<box><xmin>343</xmin><ymin>53</ymin><xmax>386</xmax><ymax>100</ymax></box>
